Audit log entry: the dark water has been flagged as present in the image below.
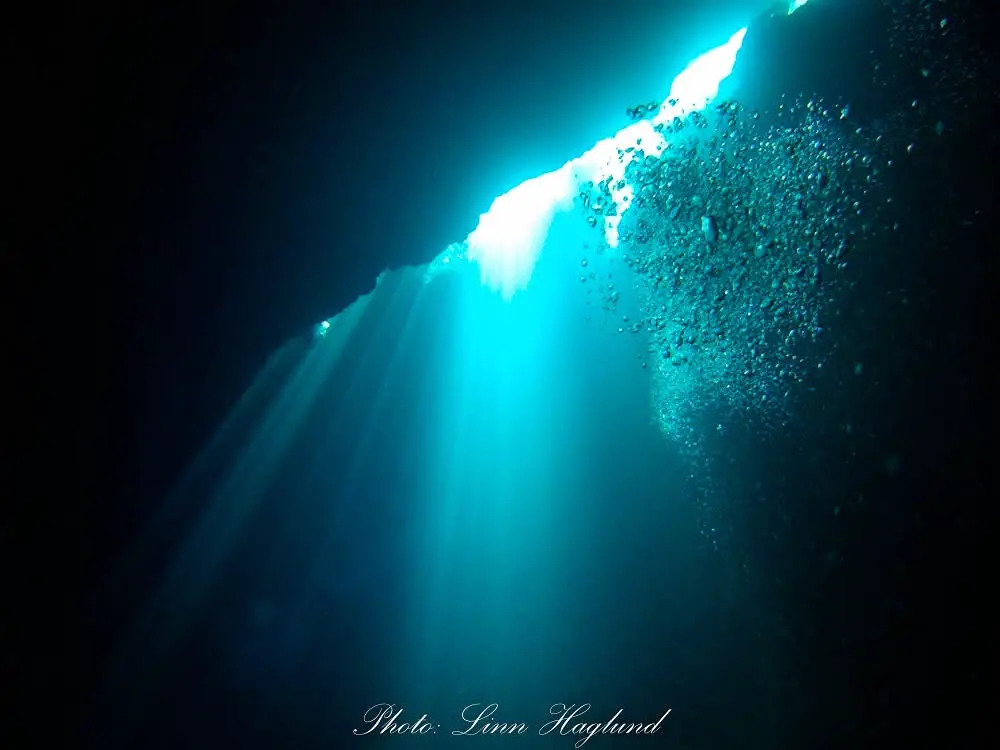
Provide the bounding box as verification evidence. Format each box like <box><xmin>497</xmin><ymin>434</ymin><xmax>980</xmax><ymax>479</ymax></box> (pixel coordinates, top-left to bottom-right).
<box><xmin>79</xmin><ymin>1</ymin><xmax>993</xmax><ymax>749</ymax></box>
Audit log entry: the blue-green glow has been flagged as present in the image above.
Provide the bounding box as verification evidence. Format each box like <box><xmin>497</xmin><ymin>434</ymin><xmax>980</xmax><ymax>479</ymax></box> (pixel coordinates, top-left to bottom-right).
<box><xmin>440</xmin><ymin>27</ymin><xmax>748</xmax><ymax>302</ymax></box>
<box><xmin>409</xmin><ymin>2</ymin><xmax>816</xmax><ymax>307</ymax></box>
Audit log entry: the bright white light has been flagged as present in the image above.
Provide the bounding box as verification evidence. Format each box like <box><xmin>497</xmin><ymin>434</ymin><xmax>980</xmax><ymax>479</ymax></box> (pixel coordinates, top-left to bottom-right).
<box><xmin>788</xmin><ymin>0</ymin><xmax>810</xmax><ymax>14</ymax></box>
<box><xmin>568</xmin><ymin>119</ymin><xmax>666</xmax><ymax>249</ymax></box>
<box><xmin>577</xmin><ymin>27</ymin><xmax>747</xmax><ymax>249</ymax></box>
<box><xmin>465</xmin><ymin>166</ymin><xmax>575</xmax><ymax>301</ymax></box>
<box><xmin>426</xmin><ymin>23</ymin><xmax>756</xmax><ymax>298</ymax></box>
<box><xmin>465</xmin><ymin>27</ymin><xmax>749</xmax><ymax>285</ymax></box>
<box><xmin>657</xmin><ymin>28</ymin><xmax>748</xmax><ymax>120</ymax></box>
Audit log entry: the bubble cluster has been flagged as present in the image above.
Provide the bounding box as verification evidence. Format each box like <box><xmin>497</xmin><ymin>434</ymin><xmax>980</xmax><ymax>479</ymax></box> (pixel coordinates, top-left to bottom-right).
<box><xmin>571</xmin><ymin>0</ymin><xmax>987</xmax><ymax>479</ymax></box>
<box><xmin>575</xmin><ymin>101</ymin><xmax>891</xmax><ymax>452</ymax></box>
